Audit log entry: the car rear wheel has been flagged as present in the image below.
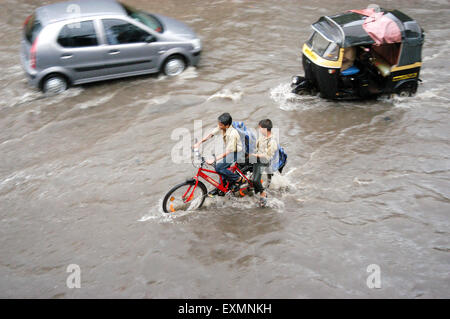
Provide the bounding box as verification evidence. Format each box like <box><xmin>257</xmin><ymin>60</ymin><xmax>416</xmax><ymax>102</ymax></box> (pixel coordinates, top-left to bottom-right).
<box><xmin>42</xmin><ymin>74</ymin><xmax>68</xmax><ymax>95</ymax></box>
<box><xmin>163</xmin><ymin>56</ymin><xmax>186</xmax><ymax>77</ymax></box>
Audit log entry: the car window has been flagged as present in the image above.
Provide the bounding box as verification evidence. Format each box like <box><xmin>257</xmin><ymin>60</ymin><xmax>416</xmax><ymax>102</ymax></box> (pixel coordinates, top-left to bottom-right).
<box><xmin>102</xmin><ymin>19</ymin><xmax>151</xmax><ymax>45</ymax></box>
<box><xmin>119</xmin><ymin>2</ymin><xmax>163</xmax><ymax>33</ymax></box>
<box><xmin>24</xmin><ymin>14</ymin><xmax>42</xmax><ymax>43</ymax></box>
<box><xmin>57</xmin><ymin>20</ymin><xmax>98</xmax><ymax>48</ymax></box>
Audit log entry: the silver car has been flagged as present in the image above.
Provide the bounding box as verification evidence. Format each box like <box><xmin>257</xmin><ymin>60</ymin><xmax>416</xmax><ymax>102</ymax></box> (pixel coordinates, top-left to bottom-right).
<box><xmin>20</xmin><ymin>0</ymin><xmax>202</xmax><ymax>94</ymax></box>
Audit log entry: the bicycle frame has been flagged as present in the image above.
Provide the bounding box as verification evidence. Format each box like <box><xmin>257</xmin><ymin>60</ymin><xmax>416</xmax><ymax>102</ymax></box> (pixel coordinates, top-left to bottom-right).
<box><xmin>182</xmin><ymin>163</ymin><xmax>253</xmax><ymax>203</ymax></box>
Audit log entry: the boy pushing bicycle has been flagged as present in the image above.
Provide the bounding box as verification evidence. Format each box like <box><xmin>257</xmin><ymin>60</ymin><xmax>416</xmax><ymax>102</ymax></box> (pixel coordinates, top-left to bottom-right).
<box><xmin>249</xmin><ymin>119</ymin><xmax>278</xmax><ymax>207</ymax></box>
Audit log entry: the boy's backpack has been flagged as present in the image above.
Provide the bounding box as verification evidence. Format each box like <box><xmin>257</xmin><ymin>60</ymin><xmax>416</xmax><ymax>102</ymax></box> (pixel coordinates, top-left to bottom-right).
<box><xmin>277</xmin><ymin>146</ymin><xmax>288</xmax><ymax>173</ymax></box>
<box><xmin>232</xmin><ymin>121</ymin><xmax>257</xmax><ymax>155</ymax></box>
<box><xmin>270</xmin><ymin>144</ymin><xmax>288</xmax><ymax>174</ymax></box>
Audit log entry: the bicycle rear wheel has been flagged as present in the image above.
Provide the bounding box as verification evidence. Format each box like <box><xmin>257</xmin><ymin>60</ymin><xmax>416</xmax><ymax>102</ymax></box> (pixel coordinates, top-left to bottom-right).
<box><xmin>162</xmin><ymin>180</ymin><xmax>207</xmax><ymax>213</ymax></box>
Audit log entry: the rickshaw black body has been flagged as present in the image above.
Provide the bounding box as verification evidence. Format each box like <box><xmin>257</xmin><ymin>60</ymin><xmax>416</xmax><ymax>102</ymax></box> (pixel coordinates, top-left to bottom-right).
<box><xmin>291</xmin><ymin>9</ymin><xmax>424</xmax><ymax>100</ymax></box>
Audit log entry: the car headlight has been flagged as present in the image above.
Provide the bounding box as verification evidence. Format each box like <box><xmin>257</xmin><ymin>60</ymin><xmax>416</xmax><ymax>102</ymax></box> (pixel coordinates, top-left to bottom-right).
<box><xmin>191</xmin><ymin>38</ymin><xmax>201</xmax><ymax>51</ymax></box>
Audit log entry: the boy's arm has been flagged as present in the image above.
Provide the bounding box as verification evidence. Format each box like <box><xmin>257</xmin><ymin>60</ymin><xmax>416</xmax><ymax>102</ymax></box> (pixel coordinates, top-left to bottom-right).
<box><xmin>250</xmin><ymin>139</ymin><xmax>276</xmax><ymax>160</ymax></box>
<box><xmin>249</xmin><ymin>139</ymin><xmax>264</xmax><ymax>158</ymax></box>
<box><xmin>214</xmin><ymin>150</ymin><xmax>231</xmax><ymax>161</ymax></box>
<box><xmin>193</xmin><ymin>133</ymin><xmax>213</xmax><ymax>149</ymax></box>
<box><xmin>193</xmin><ymin>127</ymin><xmax>219</xmax><ymax>149</ymax></box>
<box><xmin>206</xmin><ymin>131</ymin><xmax>237</xmax><ymax>164</ymax></box>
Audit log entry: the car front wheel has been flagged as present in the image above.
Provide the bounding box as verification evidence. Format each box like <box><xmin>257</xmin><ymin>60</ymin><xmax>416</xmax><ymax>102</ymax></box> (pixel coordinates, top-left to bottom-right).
<box><xmin>163</xmin><ymin>56</ymin><xmax>186</xmax><ymax>77</ymax></box>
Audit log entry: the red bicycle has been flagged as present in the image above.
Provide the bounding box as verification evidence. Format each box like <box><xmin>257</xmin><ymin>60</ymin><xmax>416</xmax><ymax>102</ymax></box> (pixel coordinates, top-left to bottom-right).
<box><xmin>162</xmin><ymin>150</ymin><xmax>272</xmax><ymax>213</ymax></box>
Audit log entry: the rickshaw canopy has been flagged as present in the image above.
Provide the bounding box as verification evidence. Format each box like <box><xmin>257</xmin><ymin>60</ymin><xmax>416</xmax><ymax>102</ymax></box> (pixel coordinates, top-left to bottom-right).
<box><xmin>311</xmin><ymin>9</ymin><xmax>424</xmax><ymax>66</ymax></box>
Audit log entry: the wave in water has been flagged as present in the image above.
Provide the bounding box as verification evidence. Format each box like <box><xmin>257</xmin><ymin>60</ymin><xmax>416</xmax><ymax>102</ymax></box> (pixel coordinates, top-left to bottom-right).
<box><xmin>207</xmin><ymin>88</ymin><xmax>243</xmax><ymax>102</ymax></box>
<box><xmin>77</xmin><ymin>92</ymin><xmax>117</xmax><ymax>110</ymax></box>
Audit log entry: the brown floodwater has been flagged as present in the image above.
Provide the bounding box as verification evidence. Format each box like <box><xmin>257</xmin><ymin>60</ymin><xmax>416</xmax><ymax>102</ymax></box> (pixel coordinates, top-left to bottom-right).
<box><xmin>0</xmin><ymin>0</ymin><xmax>449</xmax><ymax>298</ymax></box>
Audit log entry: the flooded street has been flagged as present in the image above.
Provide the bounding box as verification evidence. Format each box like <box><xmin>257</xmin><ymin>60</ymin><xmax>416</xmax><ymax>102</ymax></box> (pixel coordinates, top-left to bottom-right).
<box><xmin>0</xmin><ymin>0</ymin><xmax>449</xmax><ymax>298</ymax></box>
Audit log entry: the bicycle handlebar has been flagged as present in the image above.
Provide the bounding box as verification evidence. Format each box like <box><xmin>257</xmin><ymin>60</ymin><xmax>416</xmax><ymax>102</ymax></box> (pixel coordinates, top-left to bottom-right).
<box><xmin>192</xmin><ymin>139</ymin><xmax>217</xmax><ymax>168</ymax></box>
<box><xmin>191</xmin><ymin>148</ymin><xmax>216</xmax><ymax>168</ymax></box>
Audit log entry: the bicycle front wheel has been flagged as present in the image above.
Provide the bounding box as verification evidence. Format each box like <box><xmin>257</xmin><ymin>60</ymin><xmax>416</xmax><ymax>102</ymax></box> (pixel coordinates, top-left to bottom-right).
<box><xmin>162</xmin><ymin>180</ymin><xmax>207</xmax><ymax>213</ymax></box>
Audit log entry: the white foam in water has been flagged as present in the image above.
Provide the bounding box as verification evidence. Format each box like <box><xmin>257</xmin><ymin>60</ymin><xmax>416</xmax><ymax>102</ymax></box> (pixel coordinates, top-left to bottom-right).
<box><xmin>266</xmin><ymin>197</ymin><xmax>285</xmax><ymax>210</ymax></box>
<box><xmin>149</xmin><ymin>95</ymin><xmax>171</xmax><ymax>105</ymax></box>
<box><xmin>138</xmin><ymin>171</ymin><xmax>297</xmax><ymax>222</ymax></box>
<box><xmin>139</xmin><ymin>195</ymin><xmax>211</xmax><ymax>223</ymax></box>
<box><xmin>176</xmin><ymin>67</ymin><xmax>198</xmax><ymax>81</ymax></box>
<box><xmin>138</xmin><ymin>198</ymin><xmax>192</xmax><ymax>222</ymax></box>
<box><xmin>4</xmin><ymin>86</ymin><xmax>84</xmax><ymax>110</ymax></box>
<box><xmin>269</xmin><ymin>83</ymin><xmax>318</xmax><ymax>111</ymax></box>
<box><xmin>2</xmin><ymin>88</ymin><xmax>44</xmax><ymax>109</ymax></box>
<box><xmin>269</xmin><ymin>172</ymin><xmax>294</xmax><ymax>191</ymax></box>
<box><xmin>154</xmin><ymin>67</ymin><xmax>198</xmax><ymax>83</ymax></box>
<box><xmin>207</xmin><ymin>88</ymin><xmax>243</xmax><ymax>102</ymax></box>
<box><xmin>416</xmin><ymin>89</ymin><xmax>450</xmax><ymax>102</ymax></box>
<box><xmin>383</xmin><ymin>88</ymin><xmax>450</xmax><ymax>109</ymax></box>
<box><xmin>155</xmin><ymin>73</ymin><xmax>168</xmax><ymax>82</ymax></box>
<box><xmin>138</xmin><ymin>189</ymin><xmax>289</xmax><ymax>221</ymax></box>
<box><xmin>13</xmin><ymin>91</ymin><xmax>41</xmax><ymax>107</ymax></box>
<box><xmin>353</xmin><ymin>177</ymin><xmax>374</xmax><ymax>185</ymax></box>
<box><xmin>78</xmin><ymin>92</ymin><xmax>116</xmax><ymax>109</ymax></box>
<box><xmin>211</xmin><ymin>194</ymin><xmax>264</xmax><ymax>211</ymax></box>
<box><xmin>376</xmin><ymin>94</ymin><xmax>415</xmax><ymax>109</ymax></box>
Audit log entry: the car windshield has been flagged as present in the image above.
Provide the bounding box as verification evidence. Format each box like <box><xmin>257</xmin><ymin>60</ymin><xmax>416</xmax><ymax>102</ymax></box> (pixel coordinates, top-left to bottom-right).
<box><xmin>120</xmin><ymin>2</ymin><xmax>163</xmax><ymax>33</ymax></box>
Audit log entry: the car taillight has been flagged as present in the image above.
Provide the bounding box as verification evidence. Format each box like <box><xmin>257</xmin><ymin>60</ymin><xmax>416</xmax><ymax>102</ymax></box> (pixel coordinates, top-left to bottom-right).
<box><xmin>30</xmin><ymin>36</ymin><xmax>38</xmax><ymax>69</ymax></box>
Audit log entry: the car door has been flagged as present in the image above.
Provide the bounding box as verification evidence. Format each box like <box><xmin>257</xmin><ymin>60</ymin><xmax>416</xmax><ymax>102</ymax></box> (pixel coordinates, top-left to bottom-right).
<box><xmin>100</xmin><ymin>18</ymin><xmax>159</xmax><ymax>76</ymax></box>
<box><xmin>56</xmin><ymin>19</ymin><xmax>108</xmax><ymax>82</ymax></box>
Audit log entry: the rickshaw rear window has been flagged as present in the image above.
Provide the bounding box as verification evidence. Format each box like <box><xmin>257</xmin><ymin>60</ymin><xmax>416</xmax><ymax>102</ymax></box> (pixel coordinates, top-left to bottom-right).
<box><xmin>404</xmin><ymin>21</ymin><xmax>421</xmax><ymax>38</ymax></box>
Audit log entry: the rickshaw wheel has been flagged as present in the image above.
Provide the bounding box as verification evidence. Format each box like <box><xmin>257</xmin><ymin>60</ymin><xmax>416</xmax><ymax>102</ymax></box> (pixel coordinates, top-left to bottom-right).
<box><xmin>292</xmin><ymin>88</ymin><xmax>308</xmax><ymax>95</ymax></box>
<box><xmin>395</xmin><ymin>82</ymin><xmax>418</xmax><ymax>97</ymax></box>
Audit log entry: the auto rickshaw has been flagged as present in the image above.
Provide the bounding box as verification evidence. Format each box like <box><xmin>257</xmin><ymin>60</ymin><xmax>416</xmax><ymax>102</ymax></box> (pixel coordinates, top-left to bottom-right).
<box><xmin>291</xmin><ymin>7</ymin><xmax>424</xmax><ymax>100</ymax></box>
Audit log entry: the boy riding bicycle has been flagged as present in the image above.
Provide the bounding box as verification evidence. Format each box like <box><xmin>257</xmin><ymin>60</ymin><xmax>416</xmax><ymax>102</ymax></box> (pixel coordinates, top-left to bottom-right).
<box><xmin>193</xmin><ymin>113</ymin><xmax>245</xmax><ymax>194</ymax></box>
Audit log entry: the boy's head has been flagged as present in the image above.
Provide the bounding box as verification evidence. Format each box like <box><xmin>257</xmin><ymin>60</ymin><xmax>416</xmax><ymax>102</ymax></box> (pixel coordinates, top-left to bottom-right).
<box><xmin>218</xmin><ymin>113</ymin><xmax>232</xmax><ymax>130</ymax></box>
<box><xmin>258</xmin><ymin>119</ymin><xmax>272</xmax><ymax>136</ymax></box>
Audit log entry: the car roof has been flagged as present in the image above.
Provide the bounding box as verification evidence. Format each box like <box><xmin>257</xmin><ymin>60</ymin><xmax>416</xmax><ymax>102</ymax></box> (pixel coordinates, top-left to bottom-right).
<box><xmin>35</xmin><ymin>0</ymin><xmax>126</xmax><ymax>26</ymax></box>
